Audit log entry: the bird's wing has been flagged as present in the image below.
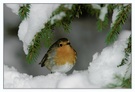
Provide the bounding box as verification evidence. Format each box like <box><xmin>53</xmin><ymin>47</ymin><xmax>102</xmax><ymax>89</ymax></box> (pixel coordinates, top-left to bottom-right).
<box><xmin>39</xmin><ymin>43</ymin><xmax>57</xmax><ymax>67</ymax></box>
<box><xmin>39</xmin><ymin>53</ymin><xmax>48</xmax><ymax>67</ymax></box>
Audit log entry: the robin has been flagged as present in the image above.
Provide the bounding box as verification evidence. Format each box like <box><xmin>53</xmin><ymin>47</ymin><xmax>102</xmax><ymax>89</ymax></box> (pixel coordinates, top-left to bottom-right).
<box><xmin>39</xmin><ymin>38</ymin><xmax>77</xmax><ymax>73</ymax></box>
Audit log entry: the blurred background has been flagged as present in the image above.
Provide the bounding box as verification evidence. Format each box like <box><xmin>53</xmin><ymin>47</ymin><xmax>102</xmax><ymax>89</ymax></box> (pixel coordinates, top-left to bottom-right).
<box><xmin>4</xmin><ymin>4</ymin><xmax>131</xmax><ymax>76</ymax></box>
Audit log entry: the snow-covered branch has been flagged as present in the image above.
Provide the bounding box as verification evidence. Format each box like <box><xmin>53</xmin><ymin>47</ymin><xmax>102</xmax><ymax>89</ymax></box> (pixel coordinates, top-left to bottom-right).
<box><xmin>6</xmin><ymin>4</ymin><xmax>60</xmax><ymax>54</ymax></box>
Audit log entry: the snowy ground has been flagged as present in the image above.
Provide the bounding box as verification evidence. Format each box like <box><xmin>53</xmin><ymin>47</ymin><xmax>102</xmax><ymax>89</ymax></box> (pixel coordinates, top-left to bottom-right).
<box><xmin>4</xmin><ymin>30</ymin><xmax>131</xmax><ymax>88</ymax></box>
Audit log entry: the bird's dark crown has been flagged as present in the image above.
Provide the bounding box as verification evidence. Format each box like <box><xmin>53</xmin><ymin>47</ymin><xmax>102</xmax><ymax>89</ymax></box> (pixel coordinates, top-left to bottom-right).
<box><xmin>58</xmin><ymin>38</ymin><xmax>68</xmax><ymax>42</ymax></box>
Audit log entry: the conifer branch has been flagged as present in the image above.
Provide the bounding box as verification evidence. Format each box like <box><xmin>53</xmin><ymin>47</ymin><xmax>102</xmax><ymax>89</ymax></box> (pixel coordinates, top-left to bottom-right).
<box><xmin>108</xmin><ymin>4</ymin><xmax>117</xmax><ymax>13</ymax></box>
<box><xmin>121</xmin><ymin>61</ymin><xmax>131</xmax><ymax>88</ymax></box>
<box><xmin>19</xmin><ymin>4</ymin><xmax>30</xmax><ymax>20</ymax></box>
<box><xmin>97</xmin><ymin>15</ymin><xmax>109</xmax><ymax>31</ymax></box>
<box><xmin>84</xmin><ymin>4</ymin><xmax>100</xmax><ymax>18</ymax></box>
<box><xmin>109</xmin><ymin>35</ymin><xmax>131</xmax><ymax>88</ymax></box>
<box><xmin>117</xmin><ymin>35</ymin><xmax>131</xmax><ymax>67</ymax></box>
<box><xmin>106</xmin><ymin>4</ymin><xmax>131</xmax><ymax>44</ymax></box>
<box><xmin>107</xmin><ymin>74</ymin><xmax>131</xmax><ymax>88</ymax></box>
<box><xmin>117</xmin><ymin>35</ymin><xmax>131</xmax><ymax>88</ymax></box>
<box><xmin>84</xmin><ymin>4</ymin><xmax>109</xmax><ymax>31</ymax></box>
<box><xmin>26</xmin><ymin>32</ymin><xmax>41</xmax><ymax>63</ymax></box>
<box><xmin>121</xmin><ymin>75</ymin><xmax>131</xmax><ymax>88</ymax></box>
<box><xmin>107</xmin><ymin>74</ymin><xmax>123</xmax><ymax>88</ymax></box>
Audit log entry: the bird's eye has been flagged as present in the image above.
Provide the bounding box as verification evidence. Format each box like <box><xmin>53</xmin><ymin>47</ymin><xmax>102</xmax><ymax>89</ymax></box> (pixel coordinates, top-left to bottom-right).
<box><xmin>59</xmin><ymin>44</ymin><xmax>62</xmax><ymax>47</ymax></box>
<box><xmin>67</xmin><ymin>42</ymin><xmax>70</xmax><ymax>45</ymax></box>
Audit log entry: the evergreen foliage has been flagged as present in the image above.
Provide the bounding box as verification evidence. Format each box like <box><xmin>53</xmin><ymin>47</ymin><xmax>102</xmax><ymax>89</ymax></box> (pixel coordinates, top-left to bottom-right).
<box><xmin>26</xmin><ymin>32</ymin><xmax>41</xmax><ymax>64</ymax></box>
<box><xmin>97</xmin><ymin>15</ymin><xmax>109</xmax><ymax>32</ymax></box>
<box><xmin>106</xmin><ymin>4</ymin><xmax>131</xmax><ymax>44</ymax></box>
<box><xmin>112</xmin><ymin>35</ymin><xmax>131</xmax><ymax>88</ymax></box>
<box><xmin>117</xmin><ymin>35</ymin><xmax>131</xmax><ymax>67</ymax></box>
<box><xmin>107</xmin><ymin>73</ymin><xmax>131</xmax><ymax>88</ymax></box>
<box><xmin>122</xmin><ymin>75</ymin><xmax>131</xmax><ymax>88</ymax></box>
<box><xmin>108</xmin><ymin>4</ymin><xmax>116</xmax><ymax>13</ymax></box>
<box><xmin>19</xmin><ymin>4</ymin><xmax>30</xmax><ymax>20</ymax></box>
<box><xmin>84</xmin><ymin>4</ymin><xmax>100</xmax><ymax>18</ymax></box>
<box><xmin>108</xmin><ymin>35</ymin><xmax>132</xmax><ymax>88</ymax></box>
<box><xmin>107</xmin><ymin>75</ymin><xmax>123</xmax><ymax>88</ymax></box>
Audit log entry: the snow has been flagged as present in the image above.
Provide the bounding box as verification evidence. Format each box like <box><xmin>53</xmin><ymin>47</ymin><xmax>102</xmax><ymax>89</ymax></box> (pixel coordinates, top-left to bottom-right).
<box><xmin>18</xmin><ymin>19</ymin><xmax>29</xmax><ymax>53</ymax></box>
<box><xmin>21</xmin><ymin>4</ymin><xmax>61</xmax><ymax>54</ymax></box>
<box><xmin>7</xmin><ymin>4</ymin><xmax>74</xmax><ymax>54</ymax></box>
<box><xmin>111</xmin><ymin>7</ymin><xmax>121</xmax><ymax>27</ymax></box>
<box><xmin>99</xmin><ymin>4</ymin><xmax>108</xmax><ymax>21</ymax></box>
<box><xmin>64</xmin><ymin>4</ymin><xmax>73</xmax><ymax>9</ymax></box>
<box><xmin>7</xmin><ymin>4</ymin><xmax>61</xmax><ymax>54</ymax></box>
<box><xmin>88</xmin><ymin>30</ymin><xmax>131</xmax><ymax>88</ymax></box>
<box><xmin>123</xmin><ymin>4</ymin><xmax>130</xmax><ymax>7</ymax></box>
<box><xmin>91</xmin><ymin>4</ymin><xmax>101</xmax><ymax>9</ymax></box>
<box><xmin>4</xmin><ymin>65</ymin><xmax>66</xmax><ymax>88</ymax></box>
<box><xmin>91</xmin><ymin>4</ymin><xmax>108</xmax><ymax>21</ymax></box>
<box><xmin>6</xmin><ymin>4</ymin><xmax>23</xmax><ymax>15</ymax></box>
<box><xmin>4</xmin><ymin>31</ymin><xmax>131</xmax><ymax>88</ymax></box>
<box><xmin>57</xmin><ymin>70</ymin><xmax>96</xmax><ymax>88</ymax></box>
<box><xmin>51</xmin><ymin>12</ymin><xmax>66</xmax><ymax>24</ymax></box>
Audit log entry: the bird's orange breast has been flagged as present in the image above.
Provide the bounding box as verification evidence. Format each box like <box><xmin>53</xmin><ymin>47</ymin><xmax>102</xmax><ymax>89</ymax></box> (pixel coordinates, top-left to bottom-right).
<box><xmin>54</xmin><ymin>45</ymin><xmax>76</xmax><ymax>65</ymax></box>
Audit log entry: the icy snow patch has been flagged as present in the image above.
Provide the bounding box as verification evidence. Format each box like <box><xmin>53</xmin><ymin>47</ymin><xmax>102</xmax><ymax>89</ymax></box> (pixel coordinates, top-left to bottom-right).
<box><xmin>99</xmin><ymin>4</ymin><xmax>108</xmax><ymax>21</ymax></box>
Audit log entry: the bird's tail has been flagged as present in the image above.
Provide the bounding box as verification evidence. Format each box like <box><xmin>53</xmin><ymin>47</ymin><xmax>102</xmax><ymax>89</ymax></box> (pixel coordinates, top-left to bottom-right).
<box><xmin>39</xmin><ymin>60</ymin><xmax>45</xmax><ymax>67</ymax></box>
<box><xmin>39</xmin><ymin>55</ymin><xmax>46</xmax><ymax>67</ymax></box>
